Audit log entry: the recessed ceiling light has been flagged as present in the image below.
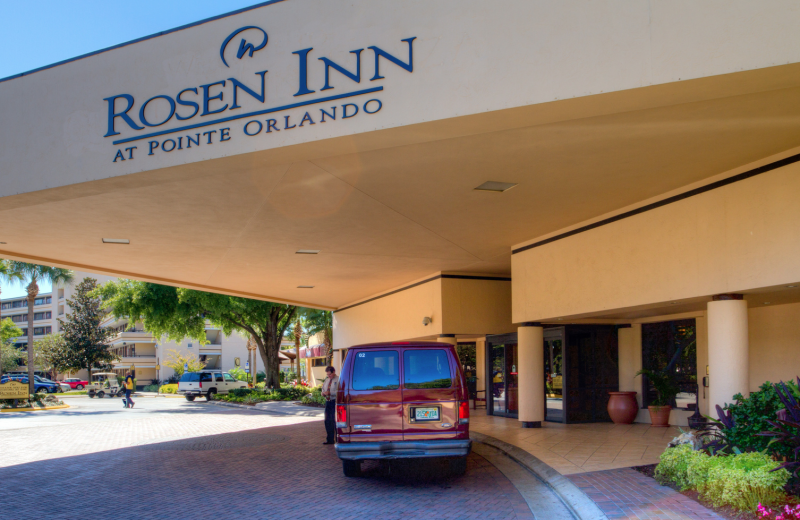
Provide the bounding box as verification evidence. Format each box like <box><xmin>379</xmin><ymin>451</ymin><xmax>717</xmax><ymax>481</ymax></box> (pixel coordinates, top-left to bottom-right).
<box><xmin>787</xmin><ymin>285</ymin><xmax>797</xmax><ymax>288</ymax></box>
<box><xmin>102</xmin><ymin>238</ymin><xmax>130</xmax><ymax>244</ymax></box>
<box><xmin>670</xmin><ymin>301</ymin><xmax>679</xmax><ymax>305</ymax></box>
<box><xmin>764</xmin><ymin>302</ymin><xmax>771</xmax><ymax>305</ymax></box>
<box><xmin>295</xmin><ymin>250</ymin><xmax>320</xmax><ymax>254</ymax></box>
<box><xmin>297</xmin><ymin>285</ymin><xmax>315</xmax><ymax>289</ymax></box>
<box><xmin>474</xmin><ymin>181</ymin><xmax>518</xmax><ymax>193</ymax></box>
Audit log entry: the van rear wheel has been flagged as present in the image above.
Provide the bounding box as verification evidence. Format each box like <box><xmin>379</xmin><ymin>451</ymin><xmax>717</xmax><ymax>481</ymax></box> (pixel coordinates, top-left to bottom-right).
<box><xmin>342</xmin><ymin>460</ymin><xmax>362</xmax><ymax>478</ymax></box>
<box><xmin>449</xmin><ymin>456</ymin><xmax>467</xmax><ymax>476</ymax></box>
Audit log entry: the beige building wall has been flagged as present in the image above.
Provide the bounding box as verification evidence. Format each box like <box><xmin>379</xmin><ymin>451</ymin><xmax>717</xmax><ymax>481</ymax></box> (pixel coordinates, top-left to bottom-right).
<box><xmin>440</xmin><ymin>278</ymin><xmax>512</xmax><ymax>336</ymax></box>
<box><xmin>513</xmin><ymin>162</ymin><xmax>800</xmax><ymax>322</ymax></box>
<box><xmin>333</xmin><ymin>275</ymin><xmax>513</xmax><ymax>349</ymax></box>
<box><xmin>333</xmin><ymin>276</ymin><xmax>443</xmax><ymax>349</ymax></box>
<box><xmin>749</xmin><ymin>302</ymin><xmax>800</xmax><ymax>391</ymax></box>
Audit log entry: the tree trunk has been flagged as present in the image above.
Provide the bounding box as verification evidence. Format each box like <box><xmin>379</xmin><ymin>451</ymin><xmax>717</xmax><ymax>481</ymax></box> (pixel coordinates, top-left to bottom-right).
<box><xmin>27</xmin><ymin>282</ymin><xmax>38</xmax><ymax>395</ymax></box>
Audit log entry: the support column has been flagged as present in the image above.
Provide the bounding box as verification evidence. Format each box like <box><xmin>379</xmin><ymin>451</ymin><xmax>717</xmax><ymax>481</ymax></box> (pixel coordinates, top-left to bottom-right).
<box><xmin>332</xmin><ymin>349</ymin><xmax>343</xmax><ymax>374</ymax></box>
<box><xmin>518</xmin><ymin>323</ymin><xmax>544</xmax><ymax>428</ymax></box>
<box><xmin>618</xmin><ymin>324</ymin><xmax>643</xmax><ymax>408</ymax></box>
<box><xmin>476</xmin><ymin>338</ymin><xmax>486</xmax><ymax>395</ymax></box>
<box><xmin>708</xmin><ymin>294</ymin><xmax>749</xmax><ymax>413</ymax></box>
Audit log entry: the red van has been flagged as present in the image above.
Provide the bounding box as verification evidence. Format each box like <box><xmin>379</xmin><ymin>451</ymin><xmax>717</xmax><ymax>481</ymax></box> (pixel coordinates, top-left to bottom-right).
<box><xmin>334</xmin><ymin>341</ymin><xmax>472</xmax><ymax>477</ymax></box>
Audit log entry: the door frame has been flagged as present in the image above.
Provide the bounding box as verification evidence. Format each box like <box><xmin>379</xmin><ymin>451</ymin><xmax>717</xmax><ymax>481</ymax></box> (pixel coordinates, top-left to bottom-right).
<box><xmin>485</xmin><ymin>333</ymin><xmax>518</xmax><ymax>419</ymax></box>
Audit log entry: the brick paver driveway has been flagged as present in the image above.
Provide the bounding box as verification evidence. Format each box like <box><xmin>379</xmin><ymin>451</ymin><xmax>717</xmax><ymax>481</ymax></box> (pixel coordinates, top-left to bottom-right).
<box><xmin>0</xmin><ymin>397</ymin><xmax>541</xmax><ymax>519</ymax></box>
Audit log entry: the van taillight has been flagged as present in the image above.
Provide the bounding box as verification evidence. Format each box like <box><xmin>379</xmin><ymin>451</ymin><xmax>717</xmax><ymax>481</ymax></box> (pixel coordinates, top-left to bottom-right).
<box><xmin>458</xmin><ymin>401</ymin><xmax>470</xmax><ymax>425</ymax></box>
<box><xmin>336</xmin><ymin>404</ymin><xmax>347</xmax><ymax>428</ymax></box>
<box><xmin>199</xmin><ymin>381</ymin><xmax>203</xmax><ymax>389</ymax></box>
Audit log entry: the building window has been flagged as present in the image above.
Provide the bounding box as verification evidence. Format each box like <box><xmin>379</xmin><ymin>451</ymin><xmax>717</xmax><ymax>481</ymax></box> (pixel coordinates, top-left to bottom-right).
<box><xmin>311</xmin><ymin>358</ymin><xmax>327</xmax><ymax>367</ymax></box>
<box><xmin>641</xmin><ymin>319</ymin><xmax>697</xmax><ymax>410</ymax></box>
<box><xmin>21</xmin><ymin>326</ymin><xmax>53</xmax><ymax>336</ymax></box>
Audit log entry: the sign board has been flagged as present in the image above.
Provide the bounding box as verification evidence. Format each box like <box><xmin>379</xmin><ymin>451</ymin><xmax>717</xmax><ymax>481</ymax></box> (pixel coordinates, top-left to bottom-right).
<box><xmin>0</xmin><ymin>381</ymin><xmax>29</xmax><ymax>399</ymax></box>
<box><xmin>234</xmin><ymin>357</ymin><xmax>240</xmax><ymax>366</ymax></box>
<box><xmin>184</xmin><ymin>363</ymin><xmax>188</xmax><ymax>371</ymax></box>
<box><xmin>155</xmin><ymin>364</ymin><xmax>161</xmax><ymax>370</ymax></box>
<box><xmin>245</xmin><ymin>361</ymin><xmax>249</xmax><ymax>369</ymax></box>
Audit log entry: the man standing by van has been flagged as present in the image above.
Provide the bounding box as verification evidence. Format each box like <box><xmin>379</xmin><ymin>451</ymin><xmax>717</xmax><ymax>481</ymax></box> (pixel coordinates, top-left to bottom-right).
<box><xmin>322</xmin><ymin>366</ymin><xmax>339</xmax><ymax>444</ymax></box>
<box><xmin>124</xmin><ymin>371</ymin><xmax>135</xmax><ymax>409</ymax></box>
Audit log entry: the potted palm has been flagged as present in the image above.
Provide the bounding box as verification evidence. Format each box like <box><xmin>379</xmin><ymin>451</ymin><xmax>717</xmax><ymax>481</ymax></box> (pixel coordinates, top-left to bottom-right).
<box><xmin>636</xmin><ymin>368</ymin><xmax>678</xmax><ymax>427</ymax></box>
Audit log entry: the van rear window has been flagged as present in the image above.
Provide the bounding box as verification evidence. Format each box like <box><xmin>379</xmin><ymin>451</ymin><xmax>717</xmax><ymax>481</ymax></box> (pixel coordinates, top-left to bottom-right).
<box><xmin>180</xmin><ymin>373</ymin><xmax>200</xmax><ymax>382</ymax></box>
<box><xmin>403</xmin><ymin>349</ymin><xmax>452</xmax><ymax>389</ymax></box>
<box><xmin>352</xmin><ymin>351</ymin><xmax>400</xmax><ymax>391</ymax></box>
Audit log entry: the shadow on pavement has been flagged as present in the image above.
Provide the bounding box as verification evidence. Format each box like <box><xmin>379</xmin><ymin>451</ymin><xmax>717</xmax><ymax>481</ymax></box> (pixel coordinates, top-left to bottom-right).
<box><xmin>0</xmin><ymin>421</ymin><xmax>534</xmax><ymax>519</ymax></box>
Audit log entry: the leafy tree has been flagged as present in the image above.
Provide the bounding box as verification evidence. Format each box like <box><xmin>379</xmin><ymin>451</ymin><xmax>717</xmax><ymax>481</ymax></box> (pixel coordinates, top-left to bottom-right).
<box><xmin>96</xmin><ymin>281</ymin><xmax>297</xmax><ymax>388</ymax></box>
<box><xmin>59</xmin><ymin>278</ymin><xmax>116</xmax><ymax>382</ymax></box>
<box><xmin>163</xmin><ymin>349</ymin><xmax>206</xmax><ymax>378</ymax></box>
<box><xmin>7</xmin><ymin>262</ymin><xmax>73</xmax><ymax>392</ymax></box>
<box><xmin>0</xmin><ymin>260</ymin><xmax>22</xmax><ymax>379</ymax></box>
<box><xmin>32</xmin><ymin>333</ymin><xmax>72</xmax><ymax>378</ymax></box>
<box><xmin>0</xmin><ymin>319</ymin><xmax>24</xmax><ymax>373</ymax></box>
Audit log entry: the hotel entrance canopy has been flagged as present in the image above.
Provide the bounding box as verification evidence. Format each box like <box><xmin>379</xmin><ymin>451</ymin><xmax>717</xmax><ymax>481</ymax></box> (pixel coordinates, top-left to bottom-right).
<box><xmin>2</xmin><ymin>0</ymin><xmax>800</xmax><ymax>314</ymax></box>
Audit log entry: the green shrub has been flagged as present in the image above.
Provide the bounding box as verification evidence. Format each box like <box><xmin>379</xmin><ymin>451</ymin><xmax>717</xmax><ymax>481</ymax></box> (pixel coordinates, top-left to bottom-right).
<box><xmin>689</xmin><ymin>452</ymin><xmax>789</xmax><ymax>511</ymax></box>
<box><xmin>655</xmin><ymin>445</ymin><xmax>702</xmax><ymax>490</ymax></box>
<box><xmin>142</xmin><ymin>384</ymin><xmax>159</xmax><ymax>392</ymax></box>
<box><xmin>274</xmin><ymin>385</ymin><xmax>310</xmax><ymax>401</ymax></box>
<box><xmin>159</xmin><ymin>384</ymin><xmax>178</xmax><ymax>394</ymax></box>
<box><xmin>229</xmin><ymin>388</ymin><xmax>255</xmax><ymax>398</ymax></box>
<box><xmin>722</xmin><ymin>380</ymin><xmax>800</xmax><ymax>457</ymax></box>
<box><xmin>301</xmin><ymin>388</ymin><xmax>325</xmax><ymax>406</ymax></box>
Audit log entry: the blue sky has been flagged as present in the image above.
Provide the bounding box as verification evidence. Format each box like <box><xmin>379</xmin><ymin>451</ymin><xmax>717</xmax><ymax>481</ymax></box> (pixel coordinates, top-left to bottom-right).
<box><xmin>0</xmin><ymin>0</ymin><xmax>267</xmax><ymax>79</ymax></box>
<box><xmin>0</xmin><ymin>0</ymin><xmax>265</xmax><ymax>299</ymax></box>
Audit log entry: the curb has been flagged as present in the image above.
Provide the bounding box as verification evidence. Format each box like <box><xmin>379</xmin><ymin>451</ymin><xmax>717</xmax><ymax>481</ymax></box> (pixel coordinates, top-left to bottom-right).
<box><xmin>1</xmin><ymin>403</ymin><xmax>71</xmax><ymax>413</ymax></box>
<box><xmin>470</xmin><ymin>431</ymin><xmax>607</xmax><ymax>520</ymax></box>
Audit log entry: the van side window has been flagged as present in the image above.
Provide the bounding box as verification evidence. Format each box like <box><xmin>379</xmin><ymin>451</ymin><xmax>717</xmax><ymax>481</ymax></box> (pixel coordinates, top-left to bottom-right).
<box><xmin>403</xmin><ymin>349</ymin><xmax>452</xmax><ymax>389</ymax></box>
<box><xmin>200</xmin><ymin>373</ymin><xmax>213</xmax><ymax>382</ymax></box>
<box><xmin>352</xmin><ymin>351</ymin><xmax>400</xmax><ymax>390</ymax></box>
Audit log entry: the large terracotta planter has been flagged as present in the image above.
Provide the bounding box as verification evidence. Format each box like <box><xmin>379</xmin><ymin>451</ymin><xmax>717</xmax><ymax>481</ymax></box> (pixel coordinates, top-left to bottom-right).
<box><xmin>607</xmin><ymin>391</ymin><xmax>639</xmax><ymax>424</ymax></box>
<box><xmin>648</xmin><ymin>405</ymin><xmax>672</xmax><ymax>427</ymax></box>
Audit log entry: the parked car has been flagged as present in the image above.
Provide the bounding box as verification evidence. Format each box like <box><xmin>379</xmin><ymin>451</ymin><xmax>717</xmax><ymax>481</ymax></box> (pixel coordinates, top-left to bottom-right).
<box><xmin>37</xmin><ymin>377</ymin><xmax>70</xmax><ymax>393</ymax></box>
<box><xmin>62</xmin><ymin>378</ymin><xmax>88</xmax><ymax>390</ymax></box>
<box><xmin>178</xmin><ymin>371</ymin><xmax>248</xmax><ymax>401</ymax></box>
<box><xmin>334</xmin><ymin>341</ymin><xmax>471</xmax><ymax>477</ymax></box>
<box><xmin>1</xmin><ymin>375</ymin><xmax>60</xmax><ymax>394</ymax></box>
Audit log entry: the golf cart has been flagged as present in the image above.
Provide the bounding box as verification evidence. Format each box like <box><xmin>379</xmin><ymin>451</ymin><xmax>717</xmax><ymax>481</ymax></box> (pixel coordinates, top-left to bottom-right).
<box><xmin>87</xmin><ymin>372</ymin><xmax>124</xmax><ymax>398</ymax></box>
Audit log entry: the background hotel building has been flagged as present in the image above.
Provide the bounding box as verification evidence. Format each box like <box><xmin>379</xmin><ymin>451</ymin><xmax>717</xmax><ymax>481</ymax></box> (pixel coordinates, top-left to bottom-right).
<box><xmin>3</xmin><ymin>1</ymin><xmax>800</xmax><ymax>424</ymax></box>
<box><xmin>3</xmin><ymin>270</ymin><xmax>269</xmax><ymax>385</ymax></box>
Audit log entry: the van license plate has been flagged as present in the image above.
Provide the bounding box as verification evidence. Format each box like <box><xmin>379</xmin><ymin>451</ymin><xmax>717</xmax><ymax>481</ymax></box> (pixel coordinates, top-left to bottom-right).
<box><xmin>415</xmin><ymin>408</ymin><xmax>439</xmax><ymax>421</ymax></box>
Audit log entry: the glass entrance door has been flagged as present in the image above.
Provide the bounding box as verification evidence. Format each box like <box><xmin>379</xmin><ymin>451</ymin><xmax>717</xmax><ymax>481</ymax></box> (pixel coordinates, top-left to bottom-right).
<box><xmin>487</xmin><ymin>334</ymin><xmax>518</xmax><ymax>418</ymax></box>
<box><xmin>545</xmin><ymin>328</ymin><xmax>564</xmax><ymax>423</ymax></box>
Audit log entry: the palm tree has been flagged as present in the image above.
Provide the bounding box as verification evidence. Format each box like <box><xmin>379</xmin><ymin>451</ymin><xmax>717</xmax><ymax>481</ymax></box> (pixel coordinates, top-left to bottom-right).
<box><xmin>7</xmin><ymin>262</ymin><xmax>73</xmax><ymax>393</ymax></box>
<box><xmin>0</xmin><ymin>260</ymin><xmax>22</xmax><ymax>380</ymax></box>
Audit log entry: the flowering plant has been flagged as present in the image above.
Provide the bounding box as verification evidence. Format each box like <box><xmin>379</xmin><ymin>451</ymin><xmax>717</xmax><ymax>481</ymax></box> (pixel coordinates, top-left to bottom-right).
<box><xmin>758</xmin><ymin>503</ymin><xmax>800</xmax><ymax>519</ymax></box>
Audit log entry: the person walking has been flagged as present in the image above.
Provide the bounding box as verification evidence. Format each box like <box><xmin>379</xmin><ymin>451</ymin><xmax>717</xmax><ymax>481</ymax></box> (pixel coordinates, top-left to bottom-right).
<box><xmin>124</xmin><ymin>371</ymin><xmax>135</xmax><ymax>409</ymax></box>
<box><xmin>321</xmin><ymin>366</ymin><xmax>339</xmax><ymax>445</ymax></box>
